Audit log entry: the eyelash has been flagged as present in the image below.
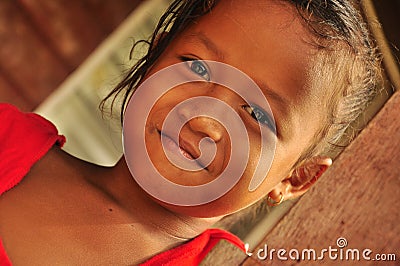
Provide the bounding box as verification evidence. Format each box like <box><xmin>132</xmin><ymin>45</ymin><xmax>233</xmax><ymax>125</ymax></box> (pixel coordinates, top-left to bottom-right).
<box><xmin>180</xmin><ymin>56</ymin><xmax>211</xmax><ymax>81</ymax></box>
<box><xmin>242</xmin><ymin>104</ymin><xmax>276</xmax><ymax>133</ymax></box>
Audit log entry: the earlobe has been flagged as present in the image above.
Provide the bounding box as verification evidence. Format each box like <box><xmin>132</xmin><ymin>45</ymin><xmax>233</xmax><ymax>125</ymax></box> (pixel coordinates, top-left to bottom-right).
<box><xmin>266</xmin><ymin>191</ymin><xmax>285</xmax><ymax>207</ymax></box>
<box><xmin>267</xmin><ymin>156</ymin><xmax>332</xmax><ymax>205</ymax></box>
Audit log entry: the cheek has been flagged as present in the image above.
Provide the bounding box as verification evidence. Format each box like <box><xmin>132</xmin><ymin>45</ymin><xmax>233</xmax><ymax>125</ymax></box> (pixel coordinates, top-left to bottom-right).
<box><xmin>207</xmin><ymin>130</ymin><xmax>281</xmax><ymax>213</ymax></box>
<box><xmin>230</xmin><ymin>135</ymin><xmax>296</xmax><ymax>205</ymax></box>
<box><xmin>265</xmin><ymin>141</ymin><xmax>302</xmax><ymax>187</ymax></box>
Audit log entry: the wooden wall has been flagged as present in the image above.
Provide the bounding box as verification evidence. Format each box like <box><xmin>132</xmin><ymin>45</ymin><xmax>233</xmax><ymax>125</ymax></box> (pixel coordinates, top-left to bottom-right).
<box><xmin>0</xmin><ymin>0</ymin><xmax>140</xmax><ymax>111</ymax></box>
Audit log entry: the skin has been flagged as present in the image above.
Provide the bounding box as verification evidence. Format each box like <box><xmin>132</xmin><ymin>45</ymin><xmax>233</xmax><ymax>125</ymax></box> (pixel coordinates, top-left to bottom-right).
<box><xmin>0</xmin><ymin>0</ymin><xmax>331</xmax><ymax>264</ymax></box>
<box><xmin>144</xmin><ymin>0</ymin><xmax>330</xmax><ymax>217</ymax></box>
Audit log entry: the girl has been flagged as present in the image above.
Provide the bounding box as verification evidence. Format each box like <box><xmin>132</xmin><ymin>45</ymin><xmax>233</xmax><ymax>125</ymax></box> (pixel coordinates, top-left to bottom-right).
<box><xmin>0</xmin><ymin>0</ymin><xmax>382</xmax><ymax>265</ymax></box>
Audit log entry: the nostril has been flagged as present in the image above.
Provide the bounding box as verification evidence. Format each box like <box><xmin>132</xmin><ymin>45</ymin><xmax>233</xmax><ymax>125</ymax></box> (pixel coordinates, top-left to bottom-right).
<box><xmin>197</xmin><ymin>137</ymin><xmax>217</xmax><ymax>168</ymax></box>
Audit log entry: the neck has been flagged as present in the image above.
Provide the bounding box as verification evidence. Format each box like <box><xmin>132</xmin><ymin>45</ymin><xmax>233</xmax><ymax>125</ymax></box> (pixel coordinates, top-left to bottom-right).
<box><xmin>95</xmin><ymin>157</ymin><xmax>221</xmax><ymax>242</ymax></box>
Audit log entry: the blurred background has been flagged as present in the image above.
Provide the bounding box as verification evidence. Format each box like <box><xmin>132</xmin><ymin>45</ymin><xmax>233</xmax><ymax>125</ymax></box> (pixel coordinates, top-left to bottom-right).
<box><xmin>0</xmin><ymin>0</ymin><xmax>399</xmax><ymax>263</ymax></box>
<box><xmin>0</xmin><ymin>0</ymin><xmax>170</xmax><ymax>165</ymax></box>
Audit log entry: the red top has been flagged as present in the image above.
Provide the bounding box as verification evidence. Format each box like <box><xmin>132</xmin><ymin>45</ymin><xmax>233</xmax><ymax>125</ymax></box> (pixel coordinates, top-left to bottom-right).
<box><xmin>0</xmin><ymin>103</ymin><xmax>245</xmax><ymax>265</ymax></box>
<box><xmin>140</xmin><ymin>228</ymin><xmax>245</xmax><ymax>265</ymax></box>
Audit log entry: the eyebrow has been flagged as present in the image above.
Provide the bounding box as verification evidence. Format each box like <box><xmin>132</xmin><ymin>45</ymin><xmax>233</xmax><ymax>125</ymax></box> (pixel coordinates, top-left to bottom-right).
<box><xmin>187</xmin><ymin>31</ymin><xmax>225</xmax><ymax>60</ymax></box>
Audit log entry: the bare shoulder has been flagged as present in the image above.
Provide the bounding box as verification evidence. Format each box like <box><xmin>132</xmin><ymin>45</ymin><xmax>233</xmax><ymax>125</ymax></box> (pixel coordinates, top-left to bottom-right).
<box><xmin>0</xmin><ymin>147</ymin><xmax>166</xmax><ymax>264</ymax></box>
<box><xmin>0</xmin><ymin>147</ymin><xmax>120</xmax><ymax>263</ymax></box>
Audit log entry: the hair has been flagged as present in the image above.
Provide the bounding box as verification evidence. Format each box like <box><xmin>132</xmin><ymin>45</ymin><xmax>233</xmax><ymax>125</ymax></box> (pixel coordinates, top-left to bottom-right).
<box><xmin>100</xmin><ymin>0</ymin><xmax>218</xmax><ymax>120</ymax></box>
<box><xmin>101</xmin><ymin>0</ymin><xmax>383</xmax><ymax>168</ymax></box>
<box><xmin>288</xmin><ymin>0</ymin><xmax>383</xmax><ymax>165</ymax></box>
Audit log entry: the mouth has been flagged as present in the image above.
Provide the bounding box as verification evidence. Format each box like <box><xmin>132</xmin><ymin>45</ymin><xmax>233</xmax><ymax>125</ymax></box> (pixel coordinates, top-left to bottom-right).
<box><xmin>158</xmin><ymin>130</ymin><xmax>208</xmax><ymax>171</ymax></box>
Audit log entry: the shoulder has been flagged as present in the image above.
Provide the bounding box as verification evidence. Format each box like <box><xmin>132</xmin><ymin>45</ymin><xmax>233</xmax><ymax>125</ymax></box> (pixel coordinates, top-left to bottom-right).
<box><xmin>0</xmin><ymin>103</ymin><xmax>65</xmax><ymax>195</ymax></box>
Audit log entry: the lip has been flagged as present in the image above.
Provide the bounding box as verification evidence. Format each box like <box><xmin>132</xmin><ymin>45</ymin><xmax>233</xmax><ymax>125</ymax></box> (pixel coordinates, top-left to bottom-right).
<box><xmin>158</xmin><ymin>130</ymin><xmax>208</xmax><ymax>170</ymax></box>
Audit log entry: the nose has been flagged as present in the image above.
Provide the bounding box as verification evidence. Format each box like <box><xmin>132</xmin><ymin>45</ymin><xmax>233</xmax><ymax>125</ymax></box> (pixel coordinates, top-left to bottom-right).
<box><xmin>177</xmin><ymin>103</ymin><xmax>225</xmax><ymax>143</ymax></box>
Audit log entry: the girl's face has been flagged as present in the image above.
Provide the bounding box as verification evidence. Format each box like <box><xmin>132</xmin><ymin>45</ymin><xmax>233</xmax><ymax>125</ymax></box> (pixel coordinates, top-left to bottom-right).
<box><xmin>138</xmin><ymin>0</ymin><xmax>325</xmax><ymax>217</ymax></box>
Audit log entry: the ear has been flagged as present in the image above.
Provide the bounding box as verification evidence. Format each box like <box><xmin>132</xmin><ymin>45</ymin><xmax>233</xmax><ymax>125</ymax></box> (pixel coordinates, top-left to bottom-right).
<box><xmin>267</xmin><ymin>156</ymin><xmax>332</xmax><ymax>205</ymax></box>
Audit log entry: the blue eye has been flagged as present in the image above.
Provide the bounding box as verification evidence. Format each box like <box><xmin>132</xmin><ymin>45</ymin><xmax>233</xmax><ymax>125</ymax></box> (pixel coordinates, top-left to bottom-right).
<box><xmin>186</xmin><ymin>60</ymin><xmax>210</xmax><ymax>81</ymax></box>
<box><xmin>243</xmin><ymin>104</ymin><xmax>276</xmax><ymax>133</ymax></box>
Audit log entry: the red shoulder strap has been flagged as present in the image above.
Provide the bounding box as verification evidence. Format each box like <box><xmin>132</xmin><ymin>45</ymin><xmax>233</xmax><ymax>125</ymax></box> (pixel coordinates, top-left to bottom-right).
<box><xmin>140</xmin><ymin>228</ymin><xmax>245</xmax><ymax>266</ymax></box>
<box><xmin>0</xmin><ymin>240</ymin><xmax>12</xmax><ymax>266</ymax></box>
